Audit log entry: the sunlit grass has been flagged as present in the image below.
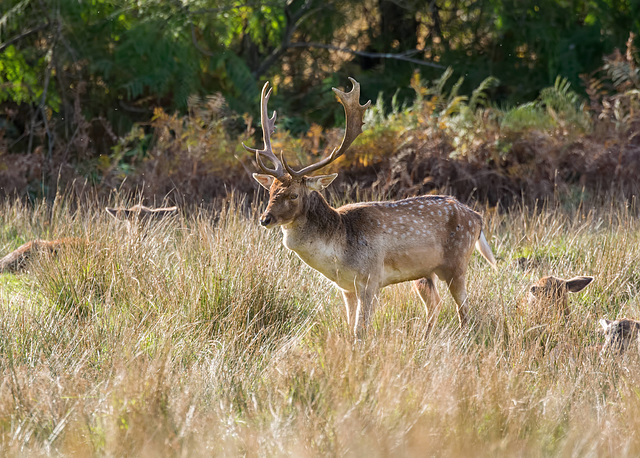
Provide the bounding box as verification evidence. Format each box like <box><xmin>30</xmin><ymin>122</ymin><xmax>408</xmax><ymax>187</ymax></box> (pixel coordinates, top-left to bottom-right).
<box><xmin>0</xmin><ymin>193</ymin><xmax>639</xmax><ymax>456</ymax></box>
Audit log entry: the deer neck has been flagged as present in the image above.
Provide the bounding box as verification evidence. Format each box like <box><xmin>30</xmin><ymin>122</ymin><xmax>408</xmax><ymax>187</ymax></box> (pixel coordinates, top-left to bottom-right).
<box><xmin>281</xmin><ymin>191</ymin><xmax>342</xmax><ymax>253</ymax></box>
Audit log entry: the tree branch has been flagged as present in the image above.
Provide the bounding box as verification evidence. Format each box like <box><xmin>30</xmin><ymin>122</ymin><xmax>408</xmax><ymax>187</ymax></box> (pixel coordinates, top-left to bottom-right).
<box><xmin>0</xmin><ymin>22</ymin><xmax>49</xmax><ymax>53</ymax></box>
<box><xmin>253</xmin><ymin>0</ymin><xmax>316</xmax><ymax>77</ymax></box>
<box><xmin>287</xmin><ymin>42</ymin><xmax>447</xmax><ymax>69</ymax></box>
<box><xmin>190</xmin><ymin>23</ymin><xmax>214</xmax><ymax>57</ymax></box>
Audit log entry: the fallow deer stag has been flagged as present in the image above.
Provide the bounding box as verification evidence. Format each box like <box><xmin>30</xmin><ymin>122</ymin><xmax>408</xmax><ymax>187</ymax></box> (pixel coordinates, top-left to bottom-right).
<box><xmin>245</xmin><ymin>78</ymin><xmax>497</xmax><ymax>336</ymax></box>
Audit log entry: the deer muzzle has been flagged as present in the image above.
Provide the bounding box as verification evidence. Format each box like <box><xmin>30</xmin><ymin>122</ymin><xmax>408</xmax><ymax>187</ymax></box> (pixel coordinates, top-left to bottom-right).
<box><xmin>260</xmin><ymin>213</ymin><xmax>275</xmax><ymax>227</ymax></box>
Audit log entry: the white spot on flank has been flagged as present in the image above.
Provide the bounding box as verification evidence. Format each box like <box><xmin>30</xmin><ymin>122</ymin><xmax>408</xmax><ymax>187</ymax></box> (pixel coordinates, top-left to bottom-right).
<box><xmin>419</xmin><ymin>205</ymin><xmax>424</xmax><ymax>209</ymax></box>
<box><xmin>430</xmin><ymin>211</ymin><xmax>434</xmax><ymax>215</ymax></box>
<box><xmin>468</xmin><ymin>220</ymin><xmax>472</xmax><ymax>227</ymax></box>
<box><xmin>438</xmin><ymin>210</ymin><xmax>442</xmax><ymax>216</ymax></box>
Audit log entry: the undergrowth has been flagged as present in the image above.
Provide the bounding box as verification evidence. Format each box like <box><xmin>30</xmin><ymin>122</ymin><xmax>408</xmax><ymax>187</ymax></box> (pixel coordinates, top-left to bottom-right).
<box><xmin>0</xmin><ymin>192</ymin><xmax>640</xmax><ymax>456</ymax></box>
<box><xmin>3</xmin><ymin>36</ymin><xmax>640</xmax><ymax>206</ymax></box>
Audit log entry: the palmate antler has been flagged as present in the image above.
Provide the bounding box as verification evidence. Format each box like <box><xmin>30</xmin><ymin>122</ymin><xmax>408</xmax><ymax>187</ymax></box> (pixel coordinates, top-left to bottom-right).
<box><xmin>245</xmin><ymin>78</ymin><xmax>371</xmax><ymax>179</ymax></box>
<box><xmin>242</xmin><ymin>82</ymin><xmax>284</xmax><ymax>178</ymax></box>
<box><xmin>284</xmin><ymin>77</ymin><xmax>371</xmax><ymax>178</ymax></box>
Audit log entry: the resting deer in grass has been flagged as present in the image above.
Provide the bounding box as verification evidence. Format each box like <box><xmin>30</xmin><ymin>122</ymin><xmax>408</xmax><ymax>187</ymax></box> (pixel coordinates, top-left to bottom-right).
<box><xmin>245</xmin><ymin>78</ymin><xmax>497</xmax><ymax>336</ymax></box>
<box><xmin>104</xmin><ymin>204</ymin><xmax>178</xmax><ymax>221</ymax></box>
<box><xmin>0</xmin><ymin>238</ymin><xmax>79</xmax><ymax>274</ymax></box>
<box><xmin>528</xmin><ymin>275</ymin><xmax>594</xmax><ymax>319</ymax></box>
<box><xmin>0</xmin><ymin>205</ymin><xmax>177</xmax><ymax>273</ymax></box>
<box><xmin>599</xmin><ymin>318</ymin><xmax>640</xmax><ymax>356</ymax></box>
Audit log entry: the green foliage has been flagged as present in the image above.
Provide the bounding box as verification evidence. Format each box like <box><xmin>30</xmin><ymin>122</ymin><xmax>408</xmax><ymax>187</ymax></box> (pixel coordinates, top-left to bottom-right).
<box><xmin>495</xmin><ymin>77</ymin><xmax>589</xmax><ymax>136</ymax></box>
<box><xmin>0</xmin><ymin>45</ymin><xmax>45</xmax><ymax>105</ymax></box>
<box><xmin>2</xmin><ymin>0</ymin><xmax>640</xmax><ymax>202</ymax></box>
<box><xmin>500</xmin><ymin>102</ymin><xmax>553</xmax><ymax>132</ymax></box>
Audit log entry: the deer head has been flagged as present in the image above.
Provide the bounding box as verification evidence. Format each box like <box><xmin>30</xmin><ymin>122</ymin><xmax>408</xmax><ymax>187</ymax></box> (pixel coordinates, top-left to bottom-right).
<box><xmin>599</xmin><ymin>318</ymin><xmax>640</xmax><ymax>356</ymax></box>
<box><xmin>105</xmin><ymin>205</ymin><xmax>178</xmax><ymax>222</ymax></box>
<box><xmin>528</xmin><ymin>275</ymin><xmax>593</xmax><ymax>318</ymax></box>
<box><xmin>245</xmin><ymin>78</ymin><xmax>371</xmax><ymax>228</ymax></box>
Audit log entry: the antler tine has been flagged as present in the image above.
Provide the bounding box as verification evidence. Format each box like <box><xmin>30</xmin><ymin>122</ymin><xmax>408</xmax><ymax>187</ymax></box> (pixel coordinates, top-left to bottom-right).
<box><xmin>284</xmin><ymin>77</ymin><xmax>371</xmax><ymax>178</ymax></box>
<box><xmin>242</xmin><ymin>82</ymin><xmax>284</xmax><ymax>178</ymax></box>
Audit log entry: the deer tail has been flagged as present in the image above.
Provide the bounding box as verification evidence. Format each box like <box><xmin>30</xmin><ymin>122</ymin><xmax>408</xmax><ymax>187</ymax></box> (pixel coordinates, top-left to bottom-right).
<box><xmin>476</xmin><ymin>230</ymin><xmax>497</xmax><ymax>270</ymax></box>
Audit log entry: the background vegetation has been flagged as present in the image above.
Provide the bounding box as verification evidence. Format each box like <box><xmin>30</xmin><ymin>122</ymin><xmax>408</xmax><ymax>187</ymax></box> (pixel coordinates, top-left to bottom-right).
<box><xmin>1</xmin><ymin>0</ymin><xmax>640</xmax><ymax>203</ymax></box>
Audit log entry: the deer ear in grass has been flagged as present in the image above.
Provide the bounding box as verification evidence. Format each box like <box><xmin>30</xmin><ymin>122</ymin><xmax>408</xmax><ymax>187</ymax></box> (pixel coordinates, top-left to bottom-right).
<box><xmin>105</xmin><ymin>205</ymin><xmax>178</xmax><ymax>221</ymax></box>
<box><xmin>565</xmin><ymin>276</ymin><xmax>594</xmax><ymax>293</ymax></box>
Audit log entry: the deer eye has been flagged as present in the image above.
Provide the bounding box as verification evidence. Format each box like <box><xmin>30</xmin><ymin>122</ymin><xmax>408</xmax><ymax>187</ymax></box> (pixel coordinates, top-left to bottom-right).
<box><xmin>290</xmin><ymin>193</ymin><xmax>299</xmax><ymax>200</ymax></box>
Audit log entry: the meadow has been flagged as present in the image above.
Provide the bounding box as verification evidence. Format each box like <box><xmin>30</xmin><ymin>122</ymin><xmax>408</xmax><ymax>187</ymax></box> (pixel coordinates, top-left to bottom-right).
<box><xmin>1</xmin><ymin>191</ymin><xmax>640</xmax><ymax>456</ymax></box>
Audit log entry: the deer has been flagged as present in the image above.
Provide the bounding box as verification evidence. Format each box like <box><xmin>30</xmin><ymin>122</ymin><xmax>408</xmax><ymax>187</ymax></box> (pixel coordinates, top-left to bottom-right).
<box><xmin>0</xmin><ymin>238</ymin><xmax>79</xmax><ymax>274</ymax></box>
<box><xmin>104</xmin><ymin>204</ymin><xmax>178</xmax><ymax>221</ymax></box>
<box><xmin>0</xmin><ymin>205</ymin><xmax>178</xmax><ymax>274</ymax></box>
<box><xmin>244</xmin><ymin>78</ymin><xmax>497</xmax><ymax>337</ymax></box>
<box><xmin>523</xmin><ymin>275</ymin><xmax>594</xmax><ymax>357</ymax></box>
<box><xmin>599</xmin><ymin>318</ymin><xmax>640</xmax><ymax>356</ymax></box>
<box><xmin>527</xmin><ymin>275</ymin><xmax>594</xmax><ymax>319</ymax></box>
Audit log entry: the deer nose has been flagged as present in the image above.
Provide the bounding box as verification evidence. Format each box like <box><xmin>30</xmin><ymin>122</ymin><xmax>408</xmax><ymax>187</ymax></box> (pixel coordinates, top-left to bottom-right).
<box><xmin>260</xmin><ymin>213</ymin><xmax>273</xmax><ymax>227</ymax></box>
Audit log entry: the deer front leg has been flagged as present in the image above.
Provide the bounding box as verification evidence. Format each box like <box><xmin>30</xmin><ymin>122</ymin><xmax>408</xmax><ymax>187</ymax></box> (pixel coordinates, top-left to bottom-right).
<box><xmin>353</xmin><ymin>281</ymin><xmax>379</xmax><ymax>337</ymax></box>
<box><xmin>414</xmin><ymin>274</ymin><xmax>442</xmax><ymax>328</ymax></box>
<box><xmin>341</xmin><ymin>290</ymin><xmax>358</xmax><ymax>328</ymax></box>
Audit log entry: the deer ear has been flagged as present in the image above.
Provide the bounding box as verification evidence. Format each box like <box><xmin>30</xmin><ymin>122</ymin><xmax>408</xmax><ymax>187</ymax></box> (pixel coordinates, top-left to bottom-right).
<box><xmin>253</xmin><ymin>173</ymin><xmax>275</xmax><ymax>190</ymax></box>
<box><xmin>306</xmin><ymin>173</ymin><xmax>338</xmax><ymax>192</ymax></box>
<box><xmin>151</xmin><ymin>206</ymin><xmax>178</xmax><ymax>218</ymax></box>
<box><xmin>106</xmin><ymin>207</ymin><xmax>125</xmax><ymax>219</ymax></box>
<box><xmin>106</xmin><ymin>207</ymin><xmax>133</xmax><ymax>220</ymax></box>
<box><xmin>600</xmin><ymin>318</ymin><xmax>613</xmax><ymax>332</ymax></box>
<box><xmin>566</xmin><ymin>276</ymin><xmax>594</xmax><ymax>293</ymax></box>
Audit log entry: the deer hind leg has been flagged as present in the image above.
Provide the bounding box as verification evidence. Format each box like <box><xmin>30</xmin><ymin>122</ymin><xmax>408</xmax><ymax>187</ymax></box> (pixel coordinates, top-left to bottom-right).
<box><xmin>414</xmin><ymin>275</ymin><xmax>442</xmax><ymax>328</ymax></box>
<box><xmin>447</xmin><ymin>275</ymin><xmax>469</xmax><ymax>328</ymax></box>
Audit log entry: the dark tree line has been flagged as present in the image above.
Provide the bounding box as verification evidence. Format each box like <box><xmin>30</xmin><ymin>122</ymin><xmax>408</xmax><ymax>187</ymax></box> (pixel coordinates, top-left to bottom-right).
<box><xmin>1</xmin><ymin>0</ymin><xmax>638</xmax><ymax>162</ymax></box>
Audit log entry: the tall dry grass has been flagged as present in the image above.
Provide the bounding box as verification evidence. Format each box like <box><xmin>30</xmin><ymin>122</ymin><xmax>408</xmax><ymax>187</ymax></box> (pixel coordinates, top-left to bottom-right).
<box><xmin>1</xmin><ymin>193</ymin><xmax>640</xmax><ymax>456</ymax></box>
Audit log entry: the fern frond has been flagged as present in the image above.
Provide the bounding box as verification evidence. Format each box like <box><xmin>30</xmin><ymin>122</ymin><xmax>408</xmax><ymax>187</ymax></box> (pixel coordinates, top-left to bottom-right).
<box><xmin>362</xmin><ymin>93</ymin><xmax>387</xmax><ymax>128</ymax></box>
<box><xmin>433</xmin><ymin>67</ymin><xmax>454</xmax><ymax>99</ymax></box>
<box><xmin>470</xmin><ymin>76</ymin><xmax>500</xmax><ymax>110</ymax></box>
<box><xmin>448</xmin><ymin>76</ymin><xmax>465</xmax><ymax>102</ymax></box>
<box><xmin>604</xmin><ymin>51</ymin><xmax>640</xmax><ymax>90</ymax></box>
<box><xmin>500</xmin><ymin>102</ymin><xmax>553</xmax><ymax>132</ymax></box>
<box><xmin>540</xmin><ymin>77</ymin><xmax>579</xmax><ymax>112</ymax></box>
<box><xmin>443</xmin><ymin>95</ymin><xmax>469</xmax><ymax>117</ymax></box>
